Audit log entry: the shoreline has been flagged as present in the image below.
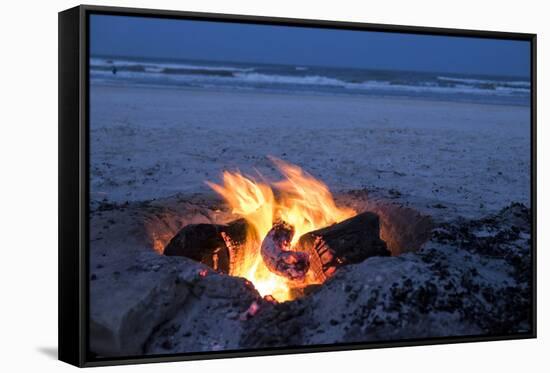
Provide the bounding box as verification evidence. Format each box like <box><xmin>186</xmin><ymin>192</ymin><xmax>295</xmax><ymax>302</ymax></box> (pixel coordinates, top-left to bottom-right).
<box><xmin>90</xmin><ymin>81</ymin><xmax>531</xmax><ymax>109</ymax></box>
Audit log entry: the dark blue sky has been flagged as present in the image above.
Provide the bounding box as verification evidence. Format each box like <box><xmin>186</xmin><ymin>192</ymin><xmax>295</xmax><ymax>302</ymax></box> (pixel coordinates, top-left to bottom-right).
<box><xmin>90</xmin><ymin>15</ymin><xmax>530</xmax><ymax>77</ymax></box>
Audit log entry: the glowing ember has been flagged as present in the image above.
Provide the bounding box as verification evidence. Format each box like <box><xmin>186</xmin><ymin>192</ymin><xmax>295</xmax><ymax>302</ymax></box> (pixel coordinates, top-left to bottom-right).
<box><xmin>198</xmin><ymin>269</ymin><xmax>209</xmax><ymax>277</ymax></box>
<box><xmin>240</xmin><ymin>301</ymin><xmax>261</xmax><ymax>320</ymax></box>
<box><xmin>206</xmin><ymin>157</ymin><xmax>356</xmax><ymax>301</ymax></box>
<box><xmin>263</xmin><ymin>295</ymin><xmax>278</xmax><ymax>304</ymax></box>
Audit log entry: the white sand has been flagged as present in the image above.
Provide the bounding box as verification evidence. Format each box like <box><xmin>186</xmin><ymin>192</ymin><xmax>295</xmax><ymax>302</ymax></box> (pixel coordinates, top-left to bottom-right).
<box><xmin>90</xmin><ymin>84</ymin><xmax>530</xmax><ymax>219</ymax></box>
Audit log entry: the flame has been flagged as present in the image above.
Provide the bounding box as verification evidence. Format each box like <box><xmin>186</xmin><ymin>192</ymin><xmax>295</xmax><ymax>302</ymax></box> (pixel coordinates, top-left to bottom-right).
<box><xmin>206</xmin><ymin>157</ymin><xmax>355</xmax><ymax>301</ymax></box>
<box><xmin>271</xmin><ymin>157</ymin><xmax>355</xmax><ymax>245</ymax></box>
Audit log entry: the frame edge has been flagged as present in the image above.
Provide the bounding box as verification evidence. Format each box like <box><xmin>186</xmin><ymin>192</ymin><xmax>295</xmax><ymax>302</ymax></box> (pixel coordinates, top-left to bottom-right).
<box><xmin>58</xmin><ymin>5</ymin><xmax>85</xmax><ymax>368</ymax></box>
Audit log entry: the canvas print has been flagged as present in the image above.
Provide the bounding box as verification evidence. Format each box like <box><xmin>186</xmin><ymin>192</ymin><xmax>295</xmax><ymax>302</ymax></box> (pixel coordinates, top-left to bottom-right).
<box><xmin>88</xmin><ymin>14</ymin><xmax>533</xmax><ymax>358</ymax></box>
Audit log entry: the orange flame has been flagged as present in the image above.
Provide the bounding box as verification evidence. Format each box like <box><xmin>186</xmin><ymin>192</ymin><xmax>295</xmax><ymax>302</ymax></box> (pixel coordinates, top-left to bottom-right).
<box><xmin>206</xmin><ymin>157</ymin><xmax>355</xmax><ymax>301</ymax></box>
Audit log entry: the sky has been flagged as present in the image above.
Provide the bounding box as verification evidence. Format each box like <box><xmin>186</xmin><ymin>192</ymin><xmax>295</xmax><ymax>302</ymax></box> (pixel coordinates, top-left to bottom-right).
<box><xmin>90</xmin><ymin>14</ymin><xmax>530</xmax><ymax>77</ymax></box>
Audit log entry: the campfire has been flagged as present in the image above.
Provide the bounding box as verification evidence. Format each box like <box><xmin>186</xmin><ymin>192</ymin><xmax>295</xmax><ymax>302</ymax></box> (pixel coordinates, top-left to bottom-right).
<box><xmin>164</xmin><ymin>157</ymin><xmax>389</xmax><ymax>301</ymax></box>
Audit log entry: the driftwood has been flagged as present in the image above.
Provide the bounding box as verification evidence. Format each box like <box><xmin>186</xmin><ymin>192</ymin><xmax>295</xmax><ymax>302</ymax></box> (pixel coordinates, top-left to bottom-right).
<box><xmin>297</xmin><ymin>212</ymin><xmax>390</xmax><ymax>283</ymax></box>
<box><xmin>260</xmin><ymin>221</ymin><xmax>310</xmax><ymax>280</ymax></box>
<box><xmin>163</xmin><ymin>219</ymin><xmax>248</xmax><ymax>273</ymax></box>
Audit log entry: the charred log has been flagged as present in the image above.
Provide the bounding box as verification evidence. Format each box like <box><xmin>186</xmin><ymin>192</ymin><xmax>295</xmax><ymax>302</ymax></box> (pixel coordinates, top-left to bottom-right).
<box><xmin>163</xmin><ymin>219</ymin><xmax>249</xmax><ymax>273</ymax></box>
<box><xmin>297</xmin><ymin>212</ymin><xmax>390</xmax><ymax>282</ymax></box>
<box><xmin>260</xmin><ymin>221</ymin><xmax>310</xmax><ymax>281</ymax></box>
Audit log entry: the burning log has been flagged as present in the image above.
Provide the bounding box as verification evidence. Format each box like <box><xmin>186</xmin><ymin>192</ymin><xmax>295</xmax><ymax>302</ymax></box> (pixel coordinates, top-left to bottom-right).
<box><xmin>260</xmin><ymin>221</ymin><xmax>310</xmax><ymax>281</ymax></box>
<box><xmin>297</xmin><ymin>212</ymin><xmax>390</xmax><ymax>282</ymax></box>
<box><xmin>163</xmin><ymin>219</ymin><xmax>249</xmax><ymax>273</ymax></box>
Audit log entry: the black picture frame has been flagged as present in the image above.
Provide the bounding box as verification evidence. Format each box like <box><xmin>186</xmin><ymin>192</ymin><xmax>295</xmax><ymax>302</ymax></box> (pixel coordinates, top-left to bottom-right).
<box><xmin>59</xmin><ymin>4</ymin><xmax>537</xmax><ymax>367</ymax></box>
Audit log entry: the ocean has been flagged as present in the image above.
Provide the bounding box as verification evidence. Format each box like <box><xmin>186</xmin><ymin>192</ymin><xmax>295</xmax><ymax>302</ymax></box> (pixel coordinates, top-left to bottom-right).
<box><xmin>90</xmin><ymin>56</ymin><xmax>530</xmax><ymax>106</ymax></box>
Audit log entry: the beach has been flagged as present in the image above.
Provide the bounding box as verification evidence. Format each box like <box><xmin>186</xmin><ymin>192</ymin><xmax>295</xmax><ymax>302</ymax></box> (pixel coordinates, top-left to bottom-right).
<box><xmin>86</xmin><ymin>30</ymin><xmax>533</xmax><ymax>358</ymax></box>
<box><xmin>90</xmin><ymin>84</ymin><xmax>530</xmax><ymax>219</ymax></box>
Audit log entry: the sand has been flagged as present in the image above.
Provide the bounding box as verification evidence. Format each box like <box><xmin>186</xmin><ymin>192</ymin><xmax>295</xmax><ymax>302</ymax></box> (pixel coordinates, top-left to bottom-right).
<box><xmin>90</xmin><ymin>84</ymin><xmax>531</xmax><ymax>219</ymax></box>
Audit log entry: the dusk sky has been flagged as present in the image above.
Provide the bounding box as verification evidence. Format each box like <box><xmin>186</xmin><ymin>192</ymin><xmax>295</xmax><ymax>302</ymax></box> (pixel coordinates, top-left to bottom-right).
<box><xmin>90</xmin><ymin>14</ymin><xmax>530</xmax><ymax>77</ymax></box>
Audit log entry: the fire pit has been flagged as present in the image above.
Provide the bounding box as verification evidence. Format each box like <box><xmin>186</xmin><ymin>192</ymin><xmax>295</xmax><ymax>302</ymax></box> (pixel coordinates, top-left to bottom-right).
<box><xmin>88</xmin><ymin>171</ymin><xmax>530</xmax><ymax>357</ymax></box>
<box><xmin>165</xmin><ymin>157</ymin><xmax>397</xmax><ymax>301</ymax></box>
